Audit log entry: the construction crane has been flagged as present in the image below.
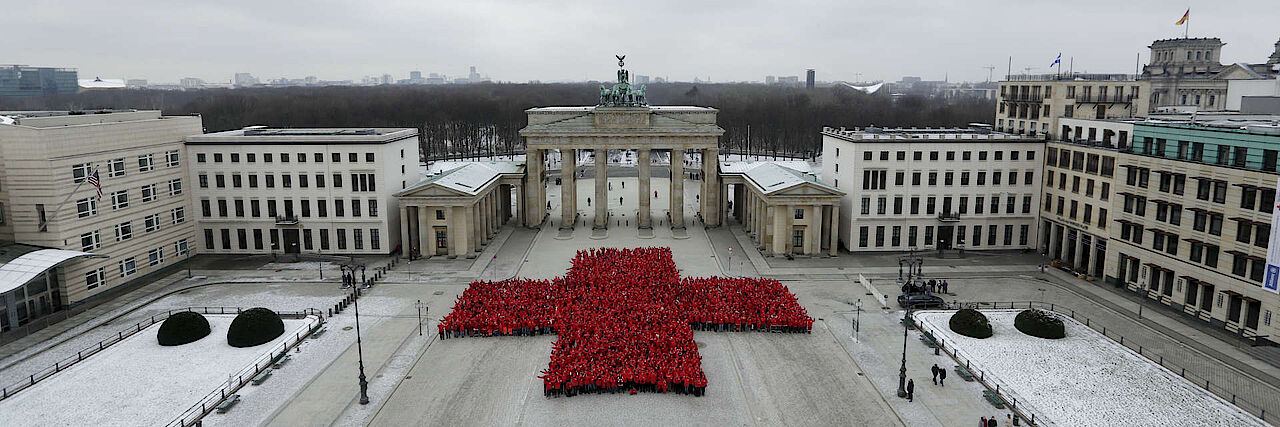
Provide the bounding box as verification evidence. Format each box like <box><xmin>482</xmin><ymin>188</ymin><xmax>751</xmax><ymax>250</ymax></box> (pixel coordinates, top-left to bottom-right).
<box><xmin>982</xmin><ymin>66</ymin><xmax>996</xmax><ymax>82</ymax></box>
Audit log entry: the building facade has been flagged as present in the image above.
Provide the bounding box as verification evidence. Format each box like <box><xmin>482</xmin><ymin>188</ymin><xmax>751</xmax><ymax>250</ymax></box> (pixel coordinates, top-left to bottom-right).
<box><xmin>996</xmin><ymin>75</ymin><xmax>1150</xmax><ymax>139</ymax></box>
<box><xmin>1104</xmin><ymin>121</ymin><xmax>1280</xmax><ymax>342</ymax></box>
<box><xmin>1040</xmin><ymin>138</ymin><xmax>1120</xmax><ymax>278</ymax></box>
<box><xmin>0</xmin><ymin>110</ymin><xmax>201</xmax><ymax>308</ymax></box>
<box><xmin>1143</xmin><ymin>37</ymin><xmax>1280</xmax><ymax>111</ymax></box>
<box><xmin>185</xmin><ymin>128</ymin><xmax>418</xmax><ymax>256</ymax></box>
<box><xmin>820</xmin><ymin>127</ymin><xmax>1044</xmax><ymax>253</ymax></box>
<box><xmin>721</xmin><ymin>161</ymin><xmax>842</xmax><ymax>257</ymax></box>
<box><xmin>0</xmin><ymin>65</ymin><xmax>78</xmax><ymax>97</ymax></box>
<box><xmin>395</xmin><ymin>162</ymin><xmax>523</xmax><ymax>259</ymax></box>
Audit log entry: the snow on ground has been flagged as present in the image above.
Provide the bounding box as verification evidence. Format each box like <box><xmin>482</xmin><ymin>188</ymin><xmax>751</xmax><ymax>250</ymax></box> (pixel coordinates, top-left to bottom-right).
<box><xmin>915</xmin><ymin>310</ymin><xmax>1266</xmax><ymax>427</ymax></box>
<box><xmin>0</xmin><ymin>316</ymin><xmax>309</xmax><ymax>427</ymax></box>
<box><xmin>260</xmin><ymin>261</ymin><xmax>339</xmax><ymax>271</ymax></box>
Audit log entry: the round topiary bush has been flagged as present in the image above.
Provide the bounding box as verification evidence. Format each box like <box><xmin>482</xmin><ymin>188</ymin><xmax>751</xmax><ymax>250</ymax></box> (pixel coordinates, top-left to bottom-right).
<box><xmin>948</xmin><ymin>308</ymin><xmax>993</xmax><ymax>339</ymax></box>
<box><xmin>227</xmin><ymin>307</ymin><xmax>285</xmax><ymax>348</ymax></box>
<box><xmin>157</xmin><ymin>311</ymin><xmax>211</xmax><ymax>346</ymax></box>
<box><xmin>1014</xmin><ymin>309</ymin><xmax>1066</xmax><ymax>339</ymax></box>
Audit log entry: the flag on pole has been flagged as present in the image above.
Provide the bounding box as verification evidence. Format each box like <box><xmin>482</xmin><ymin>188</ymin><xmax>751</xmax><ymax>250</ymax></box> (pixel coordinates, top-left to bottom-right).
<box><xmin>1050</xmin><ymin>53</ymin><xmax>1061</xmax><ymax>68</ymax></box>
<box><xmin>1175</xmin><ymin>9</ymin><xmax>1189</xmax><ymax>25</ymax></box>
<box><xmin>86</xmin><ymin>169</ymin><xmax>102</xmax><ymax>200</ymax></box>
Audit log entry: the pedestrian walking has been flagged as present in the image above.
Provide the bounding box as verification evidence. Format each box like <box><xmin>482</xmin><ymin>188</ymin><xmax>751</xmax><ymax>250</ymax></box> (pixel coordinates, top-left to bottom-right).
<box><xmin>981</xmin><ymin>417</ymin><xmax>987</xmax><ymax>427</ymax></box>
<box><xmin>988</xmin><ymin>415</ymin><xmax>997</xmax><ymax>427</ymax></box>
<box><xmin>587</xmin><ymin>197</ymin><xmax>592</xmax><ymax>207</ymax></box>
<box><xmin>1006</xmin><ymin>414</ymin><xmax>1014</xmax><ymax>426</ymax></box>
<box><xmin>654</xmin><ymin>190</ymin><xmax>658</xmax><ymax>198</ymax></box>
<box><xmin>619</xmin><ymin>197</ymin><xmax>623</xmax><ymax>205</ymax></box>
<box><xmin>942</xmin><ymin>280</ymin><xmax>949</xmax><ymax>294</ymax></box>
<box><xmin>931</xmin><ymin>364</ymin><xmax>939</xmax><ymax>385</ymax></box>
<box><xmin>938</xmin><ymin>367</ymin><xmax>946</xmax><ymax>386</ymax></box>
<box><xmin>906</xmin><ymin>379</ymin><xmax>914</xmax><ymax>402</ymax></box>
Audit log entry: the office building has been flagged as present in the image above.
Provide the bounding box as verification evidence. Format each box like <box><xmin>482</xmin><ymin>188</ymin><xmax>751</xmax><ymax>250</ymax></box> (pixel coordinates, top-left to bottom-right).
<box><xmin>820</xmin><ymin>126</ymin><xmax>1044</xmax><ymax>253</ymax></box>
<box><xmin>996</xmin><ymin>74</ymin><xmax>1150</xmax><ymax>139</ymax></box>
<box><xmin>0</xmin><ymin>110</ymin><xmax>201</xmax><ymax>326</ymax></box>
<box><xmin>806</xmin><ymin>69</ymin><xmax>815</xmax><ymax>89</ymax></box>
<box><xmin>1040</xmin><ymin>122</ymin><xmax>1124</xmax><ymax>278</ymax></box>
<box><xmin>185</xmin><ymin>127</ymin><xmax>418</xmax><ymax>256</ymax></box>
<box><xmin>233</xmin><ymin>73</ymin><xmax>259</xmax><ymax>87</ymax></box>
<box><xmin>0</xmin><ymin>65</ymin><xmax>78</xmax><ymax>97</ymax></box>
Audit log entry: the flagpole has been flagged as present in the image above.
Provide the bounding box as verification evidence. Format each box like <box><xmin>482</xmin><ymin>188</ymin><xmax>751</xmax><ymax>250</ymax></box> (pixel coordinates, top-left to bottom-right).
<box><xmin>45</xmin><ymin>167</ymin><xmax>94</xmax><ymax>232</ymax></box>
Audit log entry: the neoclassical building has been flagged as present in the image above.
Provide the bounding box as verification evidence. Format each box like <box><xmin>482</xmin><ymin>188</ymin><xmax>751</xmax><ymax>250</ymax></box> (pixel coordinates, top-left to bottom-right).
<box><xmin>394</xmin><ymin>59</ymin><xmax>844</xmax><ymax>258</ymax></box>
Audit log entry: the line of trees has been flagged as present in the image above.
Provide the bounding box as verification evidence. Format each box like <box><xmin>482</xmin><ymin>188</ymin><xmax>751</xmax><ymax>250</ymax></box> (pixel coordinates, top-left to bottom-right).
<box><xmin>1</xmin><ymin>83</ymin><xmax>993</xmax><ymax>160</ymax></box>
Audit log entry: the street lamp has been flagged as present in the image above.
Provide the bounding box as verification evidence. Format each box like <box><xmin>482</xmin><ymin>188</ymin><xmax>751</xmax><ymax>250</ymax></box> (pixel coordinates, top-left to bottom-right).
<box><xmin>353</xmin><ymin>287</ymin><xmax>370</xmax><ymax>405</ymax></box>
<box><xmin>415</xmin><ymin>299</ymin><xmax>426</xmax><ymax>336</ymax></box>
<box><xmin>897</xmin><ymin>304</ymin><xmax>910</xmax><ymax>398</ymax></box>
<box><xmin>854</xmin><ymin>299</ymin><xmax>863</xmax><ymax>342</ymax></box>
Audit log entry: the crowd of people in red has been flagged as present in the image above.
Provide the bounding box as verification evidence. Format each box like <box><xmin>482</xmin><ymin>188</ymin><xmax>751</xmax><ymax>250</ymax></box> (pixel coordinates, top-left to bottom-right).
<box><xmin>438</xmin><ymin>247</ymin><xmax>813</xmax><ymax>398</ymax></box>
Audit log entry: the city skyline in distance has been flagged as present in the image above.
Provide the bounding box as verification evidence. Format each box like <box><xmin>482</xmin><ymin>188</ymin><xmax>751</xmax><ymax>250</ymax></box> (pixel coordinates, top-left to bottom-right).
<box><xmin>6</xmin><ymin>0</ymin><xmax>1279</xmax><ymax>85</ymax></box>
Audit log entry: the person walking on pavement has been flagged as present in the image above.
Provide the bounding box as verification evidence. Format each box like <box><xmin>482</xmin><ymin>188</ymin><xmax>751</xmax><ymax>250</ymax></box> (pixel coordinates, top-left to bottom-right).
<box><xmin>587</xmin><ymin>197</ymin><xmax>591</xmax><ymax>207</ymax></box>
<box><xmin>906</xmin><ymin>379</ymin><xmax>915</xmax><ymax>402</ymax></box>
<box><xmin>931</xmin><ymin>364</ymin><xmax>939</xmax><ymax>385</ymax></box>
<box><xmin>981</xmin><ymin>417</ymin><xmax>987</xmax><ymax>427</ymax></box>
<box><xmin>987</xmin><ymin>415</ymin><xmax>997</xmax><ymax>427</ymax></box>
<box><xmin>942</xmin><ymin>280</ymin><xmax>949</xmax><ymax>294</ymax></box>
<box><xmin>938</xmin><ymin>366</ymin><xmax>947</xmax><ymax>386</ymax></box>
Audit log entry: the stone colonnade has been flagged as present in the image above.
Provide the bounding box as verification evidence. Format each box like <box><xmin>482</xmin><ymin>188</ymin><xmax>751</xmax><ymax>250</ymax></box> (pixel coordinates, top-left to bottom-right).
<box><xmin>722</xmin><ymin>179</ymin><xmax>841</xmax><ymax>257</ymax></box>
<box><xmin>400</xmin><ymin>181</ymin><xmax>520</xmax><ymax>259</ymax></box>
<box><xmin>1042</xmin><ymin>219</ymin><xmax>1104</xmax><ymax>277</ymax></box>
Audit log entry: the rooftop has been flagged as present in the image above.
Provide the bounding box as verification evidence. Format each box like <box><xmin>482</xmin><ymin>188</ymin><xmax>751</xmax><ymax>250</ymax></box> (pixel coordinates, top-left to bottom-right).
<box><xmin>719</xmin><ymin>161</ymin><xmax>840</xmax><ymax>195</ymax></box>
<box><xmin>1002</xmin><ymin>73</ymin><xmax>1140</xmax><ymax>82</ymax></box>
<box><xmin>0</xmin><ymin>110</ymin><xmax>179</xmax><ymax>128</ymax></box>
<box><xmin>186</xmin><ymin>126</ymin><xmax>418</xmax><ymax>144</ymax></box>
<box><xmin>822</xmin><ymin>126</ymin><xmax>1041</xmax><ymax>142</ymax></box>
<box><xmin>526</xmin><ymin>105</ymin><xmax>717</xmax><ymax>112</ymax></box>
<box><xmin>399</xmin><ymin>161</ymin><xmax>524</xmax><ymax>196</ymax></box>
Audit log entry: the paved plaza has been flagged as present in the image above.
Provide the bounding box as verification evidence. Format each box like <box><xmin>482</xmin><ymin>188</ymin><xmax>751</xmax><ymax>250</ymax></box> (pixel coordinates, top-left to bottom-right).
<box><xmin>1</xmin><ymin>171</ymin><xmax>1278</xmax><ymax>426</ymax></box>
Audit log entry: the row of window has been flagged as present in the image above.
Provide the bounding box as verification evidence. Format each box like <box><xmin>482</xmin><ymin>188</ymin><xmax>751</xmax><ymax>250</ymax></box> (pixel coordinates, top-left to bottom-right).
<box><xmin>1046</xmin><ymin>171</ymin><xmax>1111</xmax><ymax>201</ymax></box>
<box><xmin>199</xmin><ymin>197</ymin><xmax>378</xmax><ymax>219</ymax></box>
<box><xmin>1118</xmin><ymin>254</ymin><xmax>1273</xmax><ymax>331</ymax></box>
<box><xmin>1046</xmin><ymin>147</ymin><xmax>1116</xmax><ymax>177</ymax></box>
<box><xmin>856</xmin><ymin>169</ymin><xmax>1037</xmax><ymax>190</ymax></box>
<box><xmin>999</xmin><ymin>84</ymin><xmax>1141</xmax><ymax>101</ymax></box>
<box><xmin>857</xmin><ymin>224</ymin><xmax>1031</xmax><ymax>248</ymax></box>
<box><xmin>85</xmin><ymin>239</ymin><xmax>190</xmax><ymax>291</ymax></box>
<box><xmin>80</xmin><ymin>207</ymin><xmax>186</xmax><ymax>251</ymax></box>
<box><xmin>850</xmin><ymin>149</ymin><xmax>1037</xmax><ymax>163</ymax></box>
<box><xmin>72</xmin><ymin>150</ymin><xmax>181</xmax><ymax>182</ymax></box>
<box><xmin>1045</xmin><ymin>195</ymin><xmax>1109</xmax><ymax>230</ymax></box>
<box><xmin>76</xmin><ymin>179</ymin><xmax>183</xmax><ymax>218</ymax></box>
<box><xmin>859</xmin><ymin>194</ymin><xmax>1034</xmax><ymax>216</ymax></box>
<box><xmin>197</xmin><ymin>172</ymin><xmax>377</xmax><ymax>192</ymax></box>
<box><xmin>196</xmin><ymin>151</ymin><xmax>376</xmax><ymax>164</ymax></box>
<box><xmin>1134</xmin><ymin>137</ymin><xmax>1279</xmax><ymax>172</ymax></box>
<box><xmin>202</xmin><ymin>227</ymin><xmax>381</xmax><ymax>252</ymax></box>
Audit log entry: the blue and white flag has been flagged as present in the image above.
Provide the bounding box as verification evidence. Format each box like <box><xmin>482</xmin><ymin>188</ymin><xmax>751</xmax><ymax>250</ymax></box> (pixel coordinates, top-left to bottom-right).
<box><xmin>1050</xmin><ymin>53</ymin><xmax>1061</xmax><ymax>68</ymax></box>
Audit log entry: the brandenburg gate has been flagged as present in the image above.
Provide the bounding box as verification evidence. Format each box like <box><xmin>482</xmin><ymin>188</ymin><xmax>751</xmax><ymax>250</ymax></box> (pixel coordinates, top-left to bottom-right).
<box><xmin>518</xmin><ymin>56</ymin><xmax>725</xmax><ymax>231</ymax></box>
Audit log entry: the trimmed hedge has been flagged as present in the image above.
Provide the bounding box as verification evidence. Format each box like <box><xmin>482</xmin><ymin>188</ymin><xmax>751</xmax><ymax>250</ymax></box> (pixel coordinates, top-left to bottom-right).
<box><xmin>157</xmin><ymin>311</ymin><xmax>211</xmax><ymax>346</ymax></box>
<box><xmin>1014</xmin><ymin>309</ymin><xmax>1066</xmax><ymax>339</ymax></box>
<box><xmin>948</xmin><ymin>309</ymin><xmax>993</xmax><ymax>339</ymax></box>
<box><xmin>227</xmin><ymin>307</ymin><xmax>285</xmax><ymax>348</ymax></box>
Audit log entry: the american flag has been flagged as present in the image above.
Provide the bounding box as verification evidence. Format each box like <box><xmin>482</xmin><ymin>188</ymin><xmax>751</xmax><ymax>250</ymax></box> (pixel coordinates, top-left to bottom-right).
<box><xmin>86</xmin><ymin>169</ymin><xmax>102</xmax><ymax>200</ymax></box>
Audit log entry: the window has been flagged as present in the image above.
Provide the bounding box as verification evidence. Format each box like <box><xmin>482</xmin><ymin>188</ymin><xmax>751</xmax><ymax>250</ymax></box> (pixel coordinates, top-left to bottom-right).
<box><xmin>316</xmin><ymin>174</ymin><xmax>326</xmax><ymax>188</ymax></box>
<box><xmin>204</xmin><ymin>229</ymin><xmax>215</xmax><ymax>250</ymax></box>
<box><xmin>913</xmin><ymin>151</ymin><xmax>923</xmax><ymax>161</ymax></box>
<box><xmin>299</xmin><ymin>174</ymin><xmax>309</xmax><ymax>188</ymax></box>
<box><xmin>77</xmin><ymin>198</ymin><xmax>98</xmax><ymax>218</ymax></box>
<box><xmin>234</xmin><ymin>199</ymin><xmax>245</xmax><ymax>217</ymax></box>
<box><xmin>253</xmin><ymin>229</ymin><xmax>264</xmax><ymax>250</ymax></box>
<box><xmin>930</xmin><ymin>151</ymin><xmax>939</xmax><ymax>161</ymax></box>
<box><xmin>213</xmin><ymin>153</ymin><xmax>224</xmax><ymax>163</ymax></box>
<box><xmin>145</xmin><ymin>213</ymin><xmax>161</xmax><ymax>232</ymax></box>
<box><xmin>138</xmin><ymin>154</ymin><xmax>154</xmax><ymax>172</ymax></box>
<box><xmin>332</xmin><ymin>173</ymin><xmax>343</xmax><ymax>188</ymax></box>
<box><xmin>176</xmin><ymin>239</ymin><xmax>190</xmax><ymax>257</ymax></box>
<box><xmin>366</xmin><ymin>153</ymin><xmax>375</xmax><ymax>162</ymax></box>
<box><xmin>337</xmin><ymin>229</ymin><xmax>347</xmax><ymax>250</ymax></box>
<box><xmin>333</xmin><ymin>152</ymin><xmax>342</xmax><ymax>163</ymax></box>
<box><xmin>199</xmin><ymin>174</ymin><xmax>209</xmax><ymax>188</ymax></box>
<box><xmin>264</xmin><ymin>153</ymin><xmax>273</xmax><ymax>162</ymax></box>
<box><xmin>282</xmin><ymin>174</ymin><xmax>292</xmax><ymax>188</ymax></box>
<box><xmin>217</xmin><ymin>199</ymin><xmax>228</xmax><ymax>217</ymax></box>
<box><xmin>354</xmin><ymin>229</ymin><xmax>365</xmax><ymax>250</ymax></box>
<box><xmin>1022</xmin><ymin>195</ymin><xmax>1032</xmax><ymax>214</ymax></box>
<box><xmin>196</xmin><ymin>153</ymin><xmax>207</xmax><ymax>163</ymax></box>
<box><xmin>371</xmin><ymin>229</ymin><xmax>381</xmax><ymax>250</ymax></box>
<box><xmin>891</xmin><ymin>226</ymin><xmax>901</xmax><ymax>246</ymax></box>
<box><xmin>115</xmin><ymin>222</ymin><xmax>133</xmax><ymax>241</ymax></box>
<box><xmin>317</xmin><ymin>200</ymin><xmax>327</xmax><ymax>217</ymax></box>
<box><xmin>875</xmin><ymin>226</ymin><xmax>885</xmax><ymax>247</ymax></box>
<box><xmin>859</xmin><ymin>226</ymin><xmax>869</xmax><ymax>247</ymax></box>
<box><xmin>111</xmin><ymin>190</ymin><xmax>129</xmax><ymax>210</ymax></box>
<box><xmin>232</xmin><ymin>174</ymin><xmax>242</xmax><ymax>188</ymax></box>
<box><xmin>315</xmin><ymin>153</ymin><xmax>324</xmax><ymax>162</ymax></box>
<box><xmin>85</xmin><ymin>267</ymin><xmax>106</xmax><ymax>290</ymax></box>
<box><xmin>369</xmin><ymin>199</ymin><xmax>378</xmax><ymax>217</ymax></box>
<box><xmin>108</xmin><ymin>158</ymin><xmax>126</xmax><ymax>177</ymax></box>
<box><xmin>303</xmin><ymin>229</ymin><xmax>314</xmax><ymax>250</ymax></box>
<box><xmin>215</xmin><ymin>174</ymin><xmax>225</xmax><ymax>188</ymax></box>
<box><xmin>148</xmin><ymin>248</ymin><xmax>164</xmax><ymax>266</ymax></box>
<box><xmin>265</xmin><ymin>174</ymin><xmax>275</xmax><ymax>188</ymax></box>
<box><xmin>349</xmin><ymin>153</ymin><xmax>358</xmax><ymax>163</ymax></box>
<box><xmin>201</xmin><ymin>199</ymin><xmax>211</xmax><ymax>217</ymax></box>
<box><xmin>335</xmin><ymin>199</ymin><xmax>345</xmax><ymax>217</ymax></box>
<box><xmin>141</xmin><ymin>184</ymin><xmax>157</xmax><ymax>202</ymax></box>
<box><xmin>72</xmin><ymin>163</ymin><xmax>93</xmax><ymax>183</ymax></box>
<box><xmin>81</xmin><ymin>230</ymin><xmax>101</xmax><ymax>251</ymax></box>
<box><xmin>168</xmin><ymin>179</ymin><xmax>183</xmax><ymax>196</ymax></box>
<box><xmin>281</xmin><ymin>153</ymin><xmax>290</xmax><ymax>163</ymax></box>
<box><xmin>351</xmin><ymin>199</ymin><xmax>362</xmax><ymax>217</ymax></box>
<box><xmin>172</xmin><ymin>207</ymin><xmax>185</xmax><ymax>224</ymax></box>
<box><xmin>296</xmin><ymin>153</ymin><xmax>305</xmax><ymax>163</ymax></box>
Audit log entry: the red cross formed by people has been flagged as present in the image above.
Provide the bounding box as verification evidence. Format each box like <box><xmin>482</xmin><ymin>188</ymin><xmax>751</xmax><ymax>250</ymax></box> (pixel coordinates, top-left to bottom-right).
<box><xmin>438</xmin><ymin>247</ymin><xmax>813</xmax><ymax>398</ymax></box>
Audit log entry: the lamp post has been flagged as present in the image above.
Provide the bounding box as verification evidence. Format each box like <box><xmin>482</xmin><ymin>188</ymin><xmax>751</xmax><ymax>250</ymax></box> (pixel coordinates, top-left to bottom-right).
<box><xmin>185</xmin><ymin>248</ymin><xmax>192</xmax><ymax>279</ymax></box>
<box><xmin>897</xmin><ymin>304</ymin><xmax>910</xmax><ymax>398</ymax></box>
<box><xmin>353</xmin><ymin>287</ymin><xmax>370</xmax><ymax>405</ymax></box>
<box><xmin>415</xmin><ymin>299</ymin><xmax>425</xmax><ymax>336</ymax></box>
<box><xmin>854</xmin><ymin>299</ymin><xmax>863</xmax><ymax>342</ymax></box>
<box><xmin>360</xmin><ymin>265</ymin><xmax>367</xmax><ymax>287</ymax></box>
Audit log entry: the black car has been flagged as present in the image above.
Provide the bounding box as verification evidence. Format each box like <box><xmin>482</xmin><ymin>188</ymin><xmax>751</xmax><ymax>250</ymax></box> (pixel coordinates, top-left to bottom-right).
<box><xmin>897</xmin><ymin>293</ymin><xmax>946</xmax><ymax>309</ymax></box>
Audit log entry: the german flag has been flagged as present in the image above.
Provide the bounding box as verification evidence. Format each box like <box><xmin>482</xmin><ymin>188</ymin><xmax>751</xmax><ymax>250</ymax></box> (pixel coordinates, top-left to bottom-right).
<box><xmin>1175</xmin><ymin>9</ymin><xmax>1189</xmax><ymax>25</ymax></box>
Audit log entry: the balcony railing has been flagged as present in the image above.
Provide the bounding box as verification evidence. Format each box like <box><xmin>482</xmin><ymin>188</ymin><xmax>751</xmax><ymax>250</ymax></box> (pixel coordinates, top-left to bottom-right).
<box><xmin>1003</xmin><ymin>94</ymin><xmax>1044</xmax><ymax>103</ymax></box>
<box><xmin>1073</xmin><ymin>95</ymin><xmax>1135</xmax><ymax>104</ymax></box>
<box><xmin>937</xmin><ymin>212</ymin><xmax>961</xmax><ymax>222</ymax></box>
<box><xmin>275</xmin><ymin>215</ymin><xmax>299</xmax><ymax>225</ymax></box>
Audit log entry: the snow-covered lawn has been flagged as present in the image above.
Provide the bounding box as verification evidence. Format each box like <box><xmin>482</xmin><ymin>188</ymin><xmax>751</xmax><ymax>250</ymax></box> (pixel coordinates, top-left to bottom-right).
<box><xmin>0</xmin><ymin>316</ymin><xmax>311</xmax><ymax>427</ymax></box>
<box><xmin>915</xmin><ymin>310</ymin><xmax>1266</xmax><ymax>427</ymax></box>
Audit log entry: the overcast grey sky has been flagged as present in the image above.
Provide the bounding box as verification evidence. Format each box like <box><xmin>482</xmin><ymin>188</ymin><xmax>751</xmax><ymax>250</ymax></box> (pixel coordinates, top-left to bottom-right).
<box><xmin>6</xmin><ymin>0</ymin><xmax>1278</xmax><ymax>84</ymax></box>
